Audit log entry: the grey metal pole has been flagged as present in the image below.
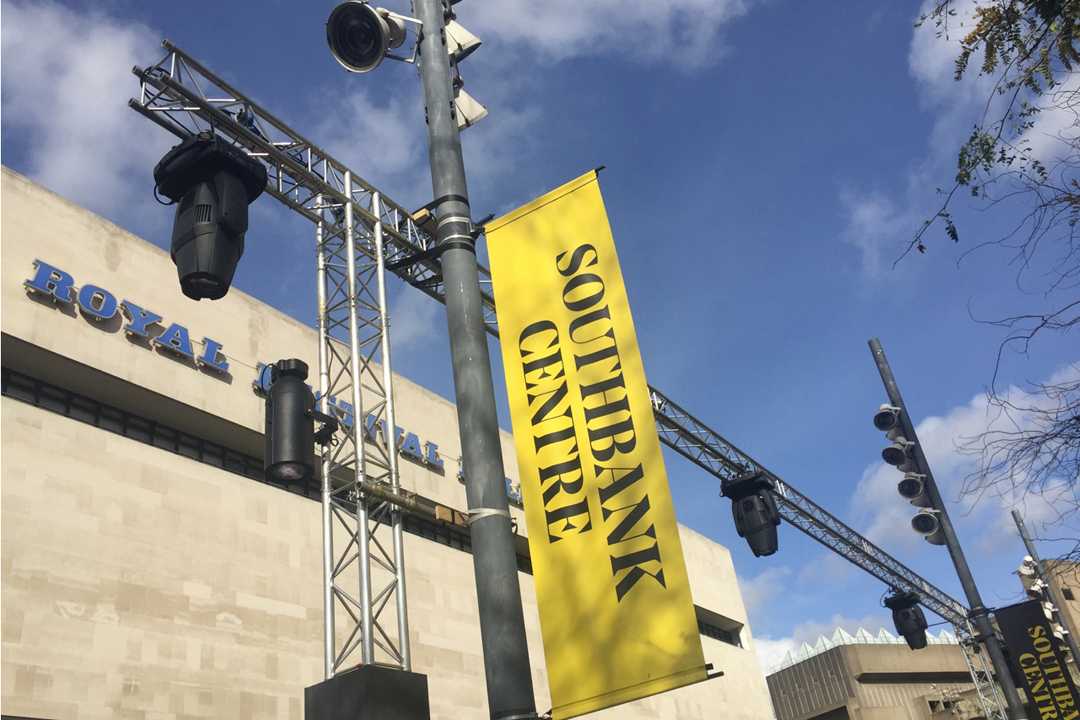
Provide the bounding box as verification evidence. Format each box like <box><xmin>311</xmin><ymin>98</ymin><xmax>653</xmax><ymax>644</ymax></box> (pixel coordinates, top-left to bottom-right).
<box><xmin>373</xmin><ymin>190</ymin><xmax>413</xmax><ymax>671</ymax></box>
<box><xmin>412</xmin><ymin>1</ymin><xmax>538</xmax><ymax>718</ymax></box>
<box><xmin>345</xmin><ymin>171</ymin><xmax>376</xmax><ymax>665</ymax></box>
<box><xmin>868</xmin><ymin>338</ymin><xmax>1028</xmax><ymax>720</ymax></box>
<box><xmin>1012</xmin><ymin>509</ymin><xmax>1080</xmax><ymax>666</ymax></box>
<box><xmin>316</xmin><ymin>194</ymin><xmax>335</xmax><ymax>679</ymax></box>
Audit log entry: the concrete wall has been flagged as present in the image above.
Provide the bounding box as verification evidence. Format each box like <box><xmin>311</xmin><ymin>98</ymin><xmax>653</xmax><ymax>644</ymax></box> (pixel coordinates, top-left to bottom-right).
<box><xmin>1044</xmin><ymin>560</ymin><xmax>1080</xmax><ymax>660</ymax></box>
<box><xmin>1</xmin><ymin>167</ymin><xmax>775</xmax><ymax>719</ymax></box>
<box><xmin>767</xmin><ymin>644</ymin><xmax>976</xmax><ymax>720</ymax></box>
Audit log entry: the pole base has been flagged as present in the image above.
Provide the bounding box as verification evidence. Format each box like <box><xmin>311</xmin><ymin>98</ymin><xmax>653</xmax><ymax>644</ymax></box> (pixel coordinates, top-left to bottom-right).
<box><xmin>305</xmin><ymin>665</ymin><xmax>430</xmax><ymax>719</ymax></box>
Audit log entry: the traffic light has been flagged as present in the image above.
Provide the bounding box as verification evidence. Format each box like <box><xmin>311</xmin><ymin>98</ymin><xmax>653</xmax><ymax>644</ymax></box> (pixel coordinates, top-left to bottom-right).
<box><xmin>264</xmin><ymin>359</ymin><xmax>338</xmax><ymax>487</ymax></box>
<box><xmin>153</xmin><ymin>131</ymin><xmax>267</xmax><ymax>300</ymax></box>
<box><xmin>721</xmin><ymin>469</ymin><xmax>781</xmax><ymax>557</ymax></box>
<box><xmin>884</xmin><ymin>590</ymin><xmax>928</xmax><ymax>650</ymax></box>
<box><xmin>872</xmin><ymin>403</ymin><xmax>945</xmax><ymax>545</ymax></box>
<box><xmin>326</xmin><ymin>1</ymin><xmax>406</xmax><ymax>73</ymax></box>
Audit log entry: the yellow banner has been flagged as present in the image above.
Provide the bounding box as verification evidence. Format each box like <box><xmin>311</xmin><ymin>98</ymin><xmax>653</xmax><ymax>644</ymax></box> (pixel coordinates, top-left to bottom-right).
<box><xmin>486</xmin><ymin>170</ymin><xmax>706</xmax><ymax>719</ymax></box>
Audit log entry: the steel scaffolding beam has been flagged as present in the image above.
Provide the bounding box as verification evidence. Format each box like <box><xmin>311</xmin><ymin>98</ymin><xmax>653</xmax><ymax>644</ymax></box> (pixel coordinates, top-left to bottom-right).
<box><xmin>131</xmin><ymin>42</ymin><xmax>408</xmax><ymax>675</ymax></box>
<box><xmin>129</xmin><ymin>42</ymin><xmax>1005</xmax><ymax>717</ymax></box>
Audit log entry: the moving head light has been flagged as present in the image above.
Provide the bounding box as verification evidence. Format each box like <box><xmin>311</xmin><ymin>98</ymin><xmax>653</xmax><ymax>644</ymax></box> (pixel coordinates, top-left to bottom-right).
<box><xmin>153</xmin><ymin>132</ymin><xmax>267</xmax><ymax>300</ymax></box>
<box><xmin>884</xmin><ymin>590</ymin><xmax>929</xmax><ymax>650</ymax></box>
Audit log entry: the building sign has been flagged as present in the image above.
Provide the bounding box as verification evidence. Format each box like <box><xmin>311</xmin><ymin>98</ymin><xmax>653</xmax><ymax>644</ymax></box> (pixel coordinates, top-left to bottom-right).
<box><xmin>23</xmin><ymin>260</ymin><xmax>229</xmax><ymax>374</ymax></box>
<box><xmin>22</xmin><ymin>259</ymin><xmax>523</xmax><ymax>502</ymax></box>
<box><xmin>486</xmin><ymin>170</ymin><xmax>706</xmax><ymax>718</ymax></box>
<box><xmin>252</xmin><ymin>363</ymin><xmax>524</xmax><ymax>504</ymax></box>
<box><xmin>996</xmin><ymin>599</ymin><xmax>1080</xmax><ymax>719</ymax></box>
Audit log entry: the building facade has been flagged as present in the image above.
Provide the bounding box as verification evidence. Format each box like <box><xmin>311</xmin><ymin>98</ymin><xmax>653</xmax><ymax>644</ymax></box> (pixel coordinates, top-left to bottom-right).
<box><xmin>1027</xmin><ymin>559</ymin><xmax>1080</xmax><ymax>666</ymax></box>
<box><xmin>0</xmin><ymin>168</ymin><xmax>775</xmax><ymax>719</ymax></box>
<box><xmin>766</xmin><ymin>630</ymin><xmax>980</xmax><ymax>720</ymax></box>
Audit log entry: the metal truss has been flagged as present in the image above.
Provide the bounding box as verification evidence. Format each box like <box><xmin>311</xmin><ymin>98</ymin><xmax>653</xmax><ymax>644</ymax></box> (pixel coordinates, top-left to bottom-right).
<box><xmin>646</xmin><ymin>388</ymin><xmax>1007</xmax><ymax>720</ymax></box>
<box><xmin>130</xmin><ymin>42</ymin><xmax>1005</xmax><ymax>716</ymax></box>
<box><xmin>131</xmin><ymin>42</ymin><xmax>409</xmax><ymax>675</ymax></box>
<box><xmin>647</xmin><ymin>387</ymin><xmax>968</xmax><ymax>625</ymax></box>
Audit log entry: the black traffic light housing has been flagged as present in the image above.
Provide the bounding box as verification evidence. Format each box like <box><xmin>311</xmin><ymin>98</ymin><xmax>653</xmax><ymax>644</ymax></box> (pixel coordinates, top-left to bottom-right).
<box><xmin>722</xmin><ymin>469</ymin><xmax>781</xmax><ymax>557</ymax></box>
<box><xmin>153</xmin><ymin>131</ymin><xmax>267</xmax><ymax>301</ymax></box>
<box><xmin>884</xmin><ymin>590</ymin><xmax>929</xmax><ymax>650</ymax></box>
<box><xmin>264</xmin><ymin>359</ymin><xmax>339</xmax><ymax>487</ymax></box>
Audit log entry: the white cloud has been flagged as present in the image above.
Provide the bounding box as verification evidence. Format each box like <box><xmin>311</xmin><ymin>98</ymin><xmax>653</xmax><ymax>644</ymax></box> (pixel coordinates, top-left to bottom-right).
<box><xmin>466</xmin><ymin>0</ymin><xmax>752</xmax><ymax>69</ymax></box>
<box><xmin>739</xmin><ymin>565</ymin><xmax>792</xmax><ymax>612</ymax></box>
<box><xmin>310</xmin><ymin>88</ymin><xmax>429</xmax><ymax>209</ymax></box>
<box><xmin>753</xmin><ymin>612</ymin><xmax>890</xmax><ymax>675</ymax></box>
<box><xmin>838</xmin><ymin>190</ymin><xmax>911</xmax><ymax>278</ymax></box>
<box><xmin>1</xmin><ymin>1</ymin><xmax>172</xmax><ymax>231</ymax></box>
<box><xmin>840</xmin><ymin>0</ymin><xmax>1078</xmax><ymax>273</ymax></box>
<box><xmin>851</xmin><ymin>363</ymin><xmax>1080</xmax><ymax>554</ymax></box>
<box><xmin>389</xmin><ymin>283</ymin><xmax>444</xmax><ymax>355</ymax></box>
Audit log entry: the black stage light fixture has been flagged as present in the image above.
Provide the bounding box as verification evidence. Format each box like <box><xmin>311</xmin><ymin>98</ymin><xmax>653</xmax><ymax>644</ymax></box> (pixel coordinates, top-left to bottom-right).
<box><xmin>264</xmin><ymin>359</ymin><xmax>340</xmax><ymax>488</ymax></box>
<box><xmin>722</xmin><ymin>469</ymin><xmax>781</xmax><ymax>557</ymax></box>
<box><xmin>153</xmin><ymin>131</ymin><xmax>267</xmax><ymax>300</ymax></box>
<box><xmin>265</xmin><ymin>359</ymin><xmax>316</xmax><ymax>486</ymax></box>
<box><xmin>327</xmin><ymin>1</ymin><xmax>405</xmax><ymax>74</ymax></box>
<box><xmin>884</xmin><ymin>590</ymin><xmax>929</xmax><ymax>650</ymax></box>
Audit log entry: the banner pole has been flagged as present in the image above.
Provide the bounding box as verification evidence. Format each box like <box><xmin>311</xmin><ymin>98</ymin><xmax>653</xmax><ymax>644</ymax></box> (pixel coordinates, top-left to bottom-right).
<box><xmin>413</xmin><ymin>1</ymin><xmax>538</xmax><ymax>718</ymax></box>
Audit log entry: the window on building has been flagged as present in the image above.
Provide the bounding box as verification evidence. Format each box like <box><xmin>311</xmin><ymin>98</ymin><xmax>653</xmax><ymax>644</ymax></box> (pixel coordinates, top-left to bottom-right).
<box><xmin>695</xmin><ymin>605</ymin><xmax>743</xmax><ymax>648</ymax></box>
<box><xmin>2</xmin><ymin>366</ymin><xmax>268</xmax><ymax>488</ymax></box>
<box><xmin>1064</xmin><ymin>587</ymin><xmax>1076</xmax><ymax>601</ymax></box>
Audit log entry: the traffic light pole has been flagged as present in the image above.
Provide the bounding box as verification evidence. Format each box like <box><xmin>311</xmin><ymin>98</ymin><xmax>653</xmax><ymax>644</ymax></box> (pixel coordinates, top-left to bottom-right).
<box><xmin>869</xmin><ymin>338</ymin><xmax>1028</xmax><ymax>720</ymax></box>
<box><xmin>413</xmin><ymin>1</ymin><xmax>538</xmax><ymax>718</ymax></box>
<box><xmin>1012</xmin><ymin>509</ymin><xmax>1080</xmax><ymax>666</ymax></box>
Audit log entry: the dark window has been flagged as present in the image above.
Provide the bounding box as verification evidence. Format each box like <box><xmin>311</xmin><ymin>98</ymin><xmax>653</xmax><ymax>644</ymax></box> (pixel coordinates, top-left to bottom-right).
<box><xmin>695</xmin><ymin>606</ymin><xmax>744</xmax><ymax>648</ymax></box>
<box><xmin>699</xmin><ymin>619</ymin><xmax>741</xmax><ymax>646</ymax></box>
<box><xmin>1</xmin><ymin>367</ymin><xmax>264</xmax><ymax>485</ymax></box>
<box><xmin>1064</xmin><ymin>587</ymin><xmax>1075</xmax><ymax>601</ymax></box>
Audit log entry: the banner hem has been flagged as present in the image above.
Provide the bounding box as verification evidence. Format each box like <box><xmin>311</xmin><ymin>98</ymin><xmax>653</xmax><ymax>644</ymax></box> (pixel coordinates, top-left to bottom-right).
<box><xmin>551</xmin><ymin>665</ymin><xmax>710</xmax><ymax>720</ymax></box>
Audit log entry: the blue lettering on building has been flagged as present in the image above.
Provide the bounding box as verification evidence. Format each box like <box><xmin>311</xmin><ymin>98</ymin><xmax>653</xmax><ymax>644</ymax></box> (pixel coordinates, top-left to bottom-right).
<box><xmin>23</xmin><ymin>260</ymin><xmax>230</xmax><ymax>375</ymax></box>
<box><xmin>77</xmin><ymin>284</ymin><xmax>118</xmax><ymax>321</ymax></box>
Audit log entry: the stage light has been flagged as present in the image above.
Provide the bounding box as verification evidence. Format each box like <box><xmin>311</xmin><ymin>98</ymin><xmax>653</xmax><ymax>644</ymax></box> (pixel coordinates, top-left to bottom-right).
<box><xmin>873</xmin><ymin>404</ymin><xmax>901</xmax><ymax>432</ymax></box>
<box><xmin>884</xmin><ymin>590</ymin><xmax>928</xmax><ymax>650</ymax></box>
<box><xmin>265</xmin><ymin>359</ymin><xmax>316</xmax><ymax>486</ymax></box>
<box><xmin>722</xmin><ymin>470</ymin><xmax>781</xmax><ymax>557</ymax></box>
<box><xmin>153</xmin><ymin>132</ymin><xmax>266</xmax><ymax>300</ymax></box>
<box><xmin>897</xmin><ymin>472</ymin><xmax>932</xmax><ymax>508</ymax></box>
<box><xmin>911</xmin><ymin>510</ymin><xmax>947</xmax><ymax>546</ymax></box>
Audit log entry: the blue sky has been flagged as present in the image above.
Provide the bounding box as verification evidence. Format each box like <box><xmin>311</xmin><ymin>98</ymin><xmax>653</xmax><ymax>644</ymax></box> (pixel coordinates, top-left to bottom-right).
<box><xmin>3</xmin><ymin>0</ymin><xmax>1077</xmax><ymax>674</ymax></box>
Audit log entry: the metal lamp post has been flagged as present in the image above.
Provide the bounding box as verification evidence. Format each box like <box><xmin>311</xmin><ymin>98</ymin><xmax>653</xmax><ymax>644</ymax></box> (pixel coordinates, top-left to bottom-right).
<box><xmin>869</xmin><ymin>338</ymin><xmax>1028</xmax><ymax>720</ymax></box>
